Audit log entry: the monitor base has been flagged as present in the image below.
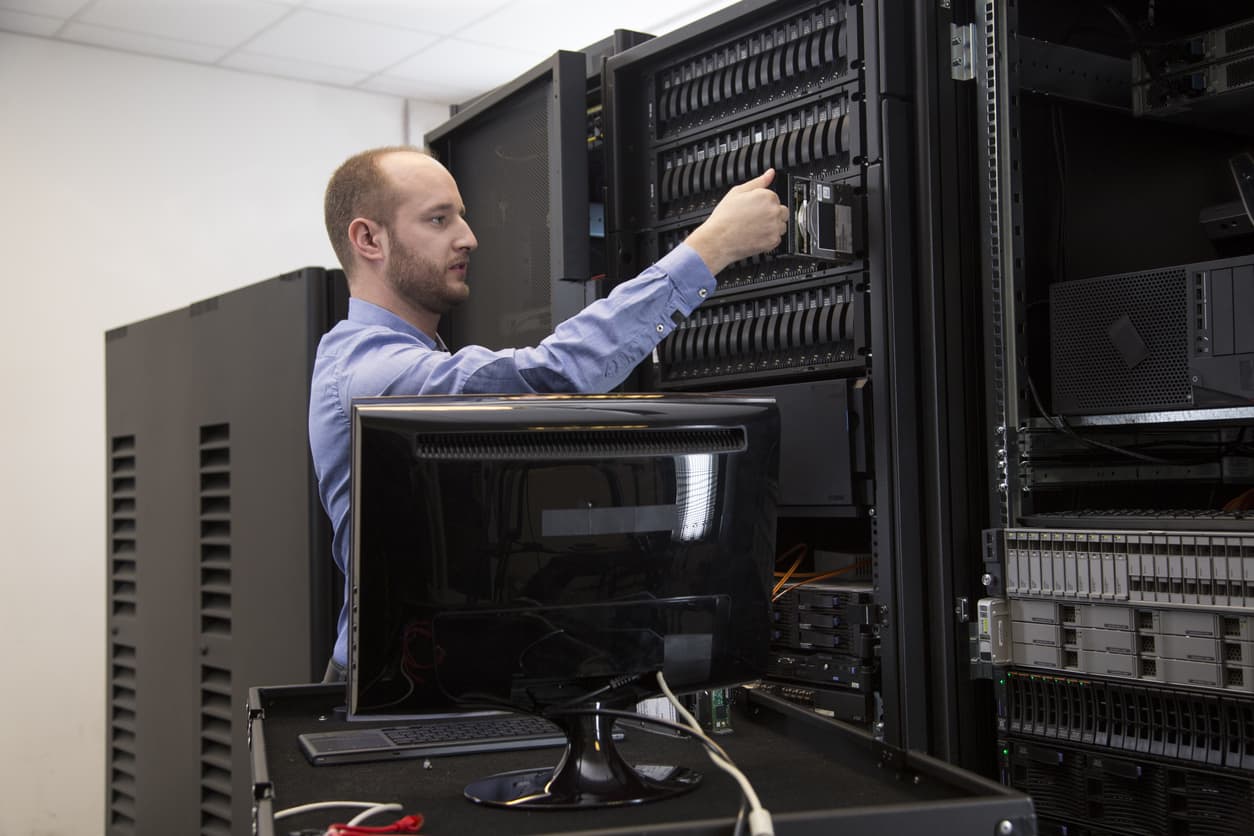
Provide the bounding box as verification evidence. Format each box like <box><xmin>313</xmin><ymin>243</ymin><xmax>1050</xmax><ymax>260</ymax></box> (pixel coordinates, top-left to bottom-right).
<box><xmin>464</xmin><ymin>763</ymin><xmax>701</xmax><ymax>808</ymax></box>
<box><xmin>464</xmin><ymin>709</ymin><xmax>702</xmax><ymax>808</ymax></box>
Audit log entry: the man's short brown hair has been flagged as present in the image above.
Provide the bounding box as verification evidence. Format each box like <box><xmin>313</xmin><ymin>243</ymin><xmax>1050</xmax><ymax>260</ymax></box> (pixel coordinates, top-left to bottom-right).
<box><xmin>323</xmin><ymin>146</ymin><xmax>430</xmax><ymax>272</ymax></box>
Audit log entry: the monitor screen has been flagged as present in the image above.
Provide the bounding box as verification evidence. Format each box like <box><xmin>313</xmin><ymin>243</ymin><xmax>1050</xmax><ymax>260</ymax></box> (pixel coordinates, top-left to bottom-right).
<box><xmin>345</xmin><ymin>393</ymin><xmax>779</xmax><ymax>807</ymax></box>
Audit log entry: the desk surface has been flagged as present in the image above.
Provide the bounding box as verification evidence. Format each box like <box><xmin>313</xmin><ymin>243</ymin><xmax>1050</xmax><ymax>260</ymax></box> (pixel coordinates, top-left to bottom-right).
<box><xmin>249</xmin><ymin>684</ymin><xmax>1034</xmax><ymax>836</ymax></box>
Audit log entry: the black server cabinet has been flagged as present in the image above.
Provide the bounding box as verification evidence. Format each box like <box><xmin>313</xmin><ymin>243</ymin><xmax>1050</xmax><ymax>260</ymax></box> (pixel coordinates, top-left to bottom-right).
<box><xmin>105</xmin><ymin>268</ymin><xmax>346</xmax><ymax>836</ymax></box>
<box><xmin>973</xmin><ymin>1</ymin><xmax>1254</xmax><ymax>831</ymax></box>
<box><xmin>603</xmin><ymin>0</ymin><xmax>990</xmax><ymax>761</ymax></box>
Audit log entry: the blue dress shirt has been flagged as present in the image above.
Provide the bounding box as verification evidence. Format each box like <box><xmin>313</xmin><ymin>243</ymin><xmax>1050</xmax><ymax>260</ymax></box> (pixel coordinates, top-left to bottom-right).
<box><xmin>309</xmin><ymin>243</ymin><xmax>716</xmax><ymax>666</ymax></box>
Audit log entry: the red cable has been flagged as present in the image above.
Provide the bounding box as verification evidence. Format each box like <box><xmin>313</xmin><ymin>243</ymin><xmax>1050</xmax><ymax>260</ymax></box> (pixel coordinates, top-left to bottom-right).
<box><xmin>326</xmin><ymin>813</ymin><xmax>425</xmax><ymax>835</ymax></box>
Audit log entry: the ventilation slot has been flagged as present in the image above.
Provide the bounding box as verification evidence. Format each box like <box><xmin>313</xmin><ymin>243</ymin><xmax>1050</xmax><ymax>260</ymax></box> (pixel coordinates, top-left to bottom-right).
<box><xmin>1228</xmin><ymin>56</ymin><xmax>1254</xmax><ymax>89</ymax></box>
<box><xmin>1227</xmin><ymin>20</ymin><xmax>1254</xmax><ymax>53</ymax></box>
<box><xmin>109</xmin><ymin>641</ymin><xmax>137</xmax><ymax>831</ymax></box>
<box><xmin>412</xmin><ymin>427</ymin><xmax>746</xmax><ymax>460</ymax></box>
<box><xmin>200</xmin><ymin>664</ymin><xmax>232</xmax><ymax>836</ymax></box>
<box><xmin>1049</xmin><ymin>268</ymin><xmax>1191</xmax><ymax>413</ymax></box>
<box><xmin>199</xmin><ymin>424</ymin><xmax>231</xmax><ymax>637</ymax></box>
<box><xmin>1175</xmin><ymin>770</ymin><xmax>1254</xmax><ymax>835</ymax></box>
<box><xmin>110</xmin><ymin>436</ymin><xmax>138</xmax><ymax>618</ymax></box>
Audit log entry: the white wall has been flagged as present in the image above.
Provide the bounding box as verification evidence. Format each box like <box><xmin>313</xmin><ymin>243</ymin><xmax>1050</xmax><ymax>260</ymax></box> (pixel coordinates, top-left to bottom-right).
<box><xmin>0</xmin><ymin>32</ymin><xmax>447</xmax><ymax>836</ymax></box>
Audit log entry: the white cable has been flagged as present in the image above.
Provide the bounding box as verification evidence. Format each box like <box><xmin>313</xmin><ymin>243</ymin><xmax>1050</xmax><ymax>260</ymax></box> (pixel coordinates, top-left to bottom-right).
<box><xmin>346</xmin><ymin>803</ymin><xmax>404</xmax><ymax>826</ymax></box>
<box><xmin>273</xmin><ymin>800</ymin><xmax>400</xmax><ymax>821</ymax></box>
<box><xmin>655</xmin><ymin>672</ymin><xmax>774</xmax><ymax>836</ymax></box>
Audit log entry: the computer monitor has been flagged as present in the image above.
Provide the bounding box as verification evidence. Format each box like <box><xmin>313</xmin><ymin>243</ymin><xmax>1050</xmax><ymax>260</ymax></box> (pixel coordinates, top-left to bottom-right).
<box><xmin>347</xmin><ymin>393</ymin><xmax>779</xmax><ymax>808</ymax></box>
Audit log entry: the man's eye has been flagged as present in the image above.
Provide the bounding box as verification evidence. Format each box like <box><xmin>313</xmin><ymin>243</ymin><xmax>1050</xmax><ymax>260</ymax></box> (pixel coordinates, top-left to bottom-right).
<box><xmin>430</xmin><ymin>216</ymin><xmax>445</xmax><ymax>226</ymax></box>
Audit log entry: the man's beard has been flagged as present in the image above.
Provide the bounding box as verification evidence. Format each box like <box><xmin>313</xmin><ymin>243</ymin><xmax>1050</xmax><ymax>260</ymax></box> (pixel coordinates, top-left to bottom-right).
<box><xmin>386</xmin><ymin>237</ymin><xmax>468</xmax><ymax>316</ymax></box>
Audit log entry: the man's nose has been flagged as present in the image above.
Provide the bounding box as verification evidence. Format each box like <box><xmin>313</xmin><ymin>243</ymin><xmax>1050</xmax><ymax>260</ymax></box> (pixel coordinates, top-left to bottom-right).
<box><xmin>457</xmin><ymin>218</ymin><xmax>478</xmax><ymax>251</ymax></box>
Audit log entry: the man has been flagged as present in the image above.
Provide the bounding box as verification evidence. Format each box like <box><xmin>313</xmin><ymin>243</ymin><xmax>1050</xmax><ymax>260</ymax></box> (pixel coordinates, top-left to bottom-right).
<box><xmin>310</xmin><ymin>145</ymin><xmax>788</xmax><ymax>681</ymax></box>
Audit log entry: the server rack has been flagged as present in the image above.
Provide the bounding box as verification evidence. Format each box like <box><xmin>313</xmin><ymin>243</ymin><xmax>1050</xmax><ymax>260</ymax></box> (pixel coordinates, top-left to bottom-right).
<box><xmin>973</xmin><ymin>1</ymin><xmax>1254</xmax><ymax>832</ymax></box>
<box><xmin>105</xmin><ymin>268</ymin><xmax>346</xmax><ymax>836</ymax></box>
<box><xmin>604</xmin><ymin>0</ymin><xmax>990</xmax><ymax>761</ymax></box>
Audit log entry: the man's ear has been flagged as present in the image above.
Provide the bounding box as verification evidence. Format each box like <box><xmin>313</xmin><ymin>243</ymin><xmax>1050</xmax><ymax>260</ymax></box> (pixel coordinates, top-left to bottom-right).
<box><xmin>348</xmin><ymin>218</ymin><xmax>386</xmax><ymax>264</ymax></box>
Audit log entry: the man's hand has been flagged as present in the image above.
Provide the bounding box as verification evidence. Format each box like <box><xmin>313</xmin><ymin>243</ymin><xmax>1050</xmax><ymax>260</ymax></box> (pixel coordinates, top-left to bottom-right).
<box><xmin>684</xmin><ymin>168</ymin><xmax>789</xmax><ymax>275</ymax></box>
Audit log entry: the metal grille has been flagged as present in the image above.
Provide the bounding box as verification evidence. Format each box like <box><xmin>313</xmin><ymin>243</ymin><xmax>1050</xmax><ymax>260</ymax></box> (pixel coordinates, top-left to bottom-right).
<box><xmin>199</xmin><ymin>664</ymin><xmax>232</xmax><ymax>836</ymax></box>
<box><xmin>108</xmin><ymin>642</ymin><xmax>137</xmax><ymax>833</ymax></box>
<box><xmin>413</xmin><ymin>427</ymin><xmax>745</xmax><ymax>460</ymax></box>
<box><xmin>199</xmin><ymin>424</ymin><xmax>231</xmax><ymax>637</ymax></box>
<box><xmin>1050</xmin><ymin>268</ymin><xmax>1191</xmax><ymax>414</ymax></box>
<box><xmin>110</xmin><ymin>436</ymin><xmax>137</xmax><ymax>617</ymax></box>
<box><xmin>108</xmin><ymin>434</ymin><xmax>138</xmax><ymax>834</ymax></box>
<box><xmin>198</xmin><ymin>423</ymin><xmax>233</xmax><ymax>835</ymax></box>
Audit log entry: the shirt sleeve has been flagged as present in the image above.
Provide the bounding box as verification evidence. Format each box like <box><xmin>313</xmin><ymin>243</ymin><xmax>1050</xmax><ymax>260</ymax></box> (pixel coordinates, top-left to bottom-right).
<box><xmin>341</xmin><ymin>243</ymin><xmax>716</xmax><ymax>403</ymax></box>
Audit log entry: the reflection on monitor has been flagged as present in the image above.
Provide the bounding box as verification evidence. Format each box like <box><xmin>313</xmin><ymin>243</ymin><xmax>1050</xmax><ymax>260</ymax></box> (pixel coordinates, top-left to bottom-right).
<box><xmin>347</xmin><ymin>393</ymin><xmax>779</xmax><ymax>808</ymax></box>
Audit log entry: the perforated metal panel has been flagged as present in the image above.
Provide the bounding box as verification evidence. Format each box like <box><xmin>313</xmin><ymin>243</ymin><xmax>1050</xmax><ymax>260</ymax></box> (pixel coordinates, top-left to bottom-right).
<box><xmin>426</xmin><ymin>52</ymin><xmax>588</xmax><ymax>354</ymax></box>
<box><xmin>442</xmin><ymin>86</ymin><xmax>552</xmax><ymax>351</ymax></box>
<box><xmin>1050</xmin><ymin>268</ymin><xmax>1191</xmax><ymax>414</ymax></box>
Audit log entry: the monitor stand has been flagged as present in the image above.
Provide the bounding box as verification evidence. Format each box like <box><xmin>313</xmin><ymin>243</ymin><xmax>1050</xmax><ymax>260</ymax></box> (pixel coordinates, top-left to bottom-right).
<box><xmin>464</xmin><ymin>703</ymin><xmax>702</xmax><ymax>808</ymax></box>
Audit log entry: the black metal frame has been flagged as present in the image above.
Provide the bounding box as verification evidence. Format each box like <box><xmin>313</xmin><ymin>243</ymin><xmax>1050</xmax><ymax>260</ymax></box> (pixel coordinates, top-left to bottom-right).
<box><xmin>906</xmin><ymin>0</ymin><xmax>992</xmax><ymax>770</ymax></box>
<box><xmin>975</xmin><ymin>1</ymin><xmax>1254</xmax><ymax>831</ymax></box>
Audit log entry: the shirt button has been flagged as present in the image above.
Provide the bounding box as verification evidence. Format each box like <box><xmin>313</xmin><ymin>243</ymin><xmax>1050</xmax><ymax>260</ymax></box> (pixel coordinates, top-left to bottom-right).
<box><xmin>698</xmin><ymin>288</ymin><xmax>708</xmax><ymax>298</ymax></box>
<box><xmin>656</xmin><ymin>323</ymin><xmax>665</xmax><ymax>333</ymax></box>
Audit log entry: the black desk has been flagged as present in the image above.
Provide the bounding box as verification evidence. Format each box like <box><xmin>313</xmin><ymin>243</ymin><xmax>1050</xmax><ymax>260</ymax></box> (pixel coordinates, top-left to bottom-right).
<box><xmin>248</xmin><ymin>684</ymin><xmax>1035</xmax><ymax>836</ymax></box>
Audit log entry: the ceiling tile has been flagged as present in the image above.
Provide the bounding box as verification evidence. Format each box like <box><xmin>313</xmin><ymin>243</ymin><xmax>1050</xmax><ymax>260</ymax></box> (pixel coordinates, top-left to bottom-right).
<box><xmin>457</xmin><ymin>0</ymin><xmax>743</xmax><ymax>50</ymax></box>
<box><xmin>221</xmin><ymin>50</ymin><xmax>372</xmax><ymax>86</ymax></box>
<box><xmin>381</xmin><ymin>37</ymin><xmax>535</xmax><ymax>100</ymax></box>
<box><xmin>0</xmin><ymin>0</ymin><xmax>92</xmax><ymax>18</ymax></box>
<box><xmin>0</xmin><ymin>8</ymin><xmax>66</xmax><ymax>36</ymax></box>
<box><xmin>356</xmin><ymin>74</ymin><xmax>447</xmax><ymax>100</ymax></box>
<box><xmin>242</xmin><ymin>8</ymin><xmax>438</xmax><ymax>72</ymax></box>
<box><xmin>455</xmin><ymin>2</ymin><xmax>616</xmax><ymax>50</ymax></box>
<box><xmin>360</xmin><ymin>72</ymin><xmax>481</xmax><ymax>104</ymax></box>
<box><xmin>642</xmin><ymin>0</ymin><xmax>744</xmax><ymax>35</ymax></box>
<box><xmin>303</xmin><ymin>0</ymin><xmax>508</xmax><ymax>36</ymax></box>
<box><xmin>77</xmin><ymin>0</ymin><xmax>293</xmax><ymax>48</ymax></box>
<box><xmin>59</xmin><ymin>20</ymin><xmax>229</xmax><ymax>62</ymax></box>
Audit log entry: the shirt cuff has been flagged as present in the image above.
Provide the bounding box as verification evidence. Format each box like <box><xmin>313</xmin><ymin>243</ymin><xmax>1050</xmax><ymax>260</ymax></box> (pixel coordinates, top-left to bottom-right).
<box><xmin>656</xmin><ymin>242</ymin><xmax>718</xmax><ymax>316</ymax></box>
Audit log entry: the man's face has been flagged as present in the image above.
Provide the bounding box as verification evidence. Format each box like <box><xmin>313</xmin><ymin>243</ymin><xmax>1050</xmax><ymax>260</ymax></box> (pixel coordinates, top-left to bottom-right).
<box><xmin>378</xmin><ymin>153</ymin><xmax>478</xmax><ymax>316</ymax></box>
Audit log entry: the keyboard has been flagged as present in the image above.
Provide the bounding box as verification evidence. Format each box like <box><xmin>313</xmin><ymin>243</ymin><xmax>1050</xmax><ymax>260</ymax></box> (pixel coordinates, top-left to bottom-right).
<box><xmin>298</xmin><ymin>713</ymin><xmax>573</xmax><ymax>766</ymax></box>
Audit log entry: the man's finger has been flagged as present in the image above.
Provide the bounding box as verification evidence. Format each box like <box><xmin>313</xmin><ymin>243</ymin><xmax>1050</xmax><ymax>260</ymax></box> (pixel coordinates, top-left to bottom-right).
<box><xmin>733</xmin><ymin>167</ymin><xmax>776</xmax><ymax>192</ymax></box>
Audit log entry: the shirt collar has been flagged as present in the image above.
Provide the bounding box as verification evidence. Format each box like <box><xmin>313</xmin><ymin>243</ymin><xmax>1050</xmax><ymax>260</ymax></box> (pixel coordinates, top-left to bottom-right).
<box><xmin>347</xmin><ymin>298</ymin><xmax>444</xmax><ymax>350</ymax></box>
